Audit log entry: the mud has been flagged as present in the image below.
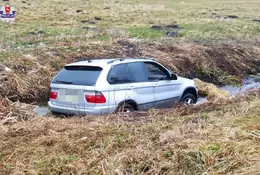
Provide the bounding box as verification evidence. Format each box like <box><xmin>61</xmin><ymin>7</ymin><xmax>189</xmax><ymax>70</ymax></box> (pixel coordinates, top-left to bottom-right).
<box><xmin>81</xmin><ymin>20</ymin><xmax>96</xmax><ymax>24</ymax></box>
<box><xmin>165</xmin><ymin>31</ymin><xmax>179</xmax><ymax>37</ymax></box>
<box><xmin>76</xmin><ymin>10</ymin><xmax>83</xmax><ymax>13</ymax></box>
<box><xmin>226</xmin><ymin>15</ymin><xmax>239</xmax><ymax>19</ymax></box>
<box><xmin>151</xmin><ymin>25</ymin><xmax>163</xmax><ymax>30</ymax></box>
<box><xmin>151</xmin><ymin>25</ymin><xmax>182</xmax><ymax>30</ymax></box>
<box><xmin>165</xmin><ymin>25</ymin><xmax>181</xmax><ymax>29</ymax></box>
<box><xmin>82</xmin><ymin>27</ymin><xmax>97</xmax><ymax>31</ymax></box>
<box><xmin>94</xmin><ymin>17</ymin><xmax>102</xmax><ymax>21</ymax></box>
<box><xmin>28</xmin><ymin>31</ymin><xmax>45</xmax><ymax>36</ymax></box>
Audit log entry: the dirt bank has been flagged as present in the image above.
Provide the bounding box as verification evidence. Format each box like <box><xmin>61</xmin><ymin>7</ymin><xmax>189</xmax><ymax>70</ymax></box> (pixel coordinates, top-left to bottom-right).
<box><xmin>1</xmin><ymin>41</ymin><xmax>260</xmax><ymax>103</ymax></box>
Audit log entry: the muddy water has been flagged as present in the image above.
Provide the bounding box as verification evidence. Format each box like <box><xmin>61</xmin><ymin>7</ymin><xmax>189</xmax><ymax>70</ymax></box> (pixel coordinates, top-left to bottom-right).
<box><xmin>34</xmin><ymin>74</ymin><xmax>260</xmax><ymax>116</ymax></box>
<box><xmin>197</xmin><ymin>73</ymin><xmax>260</xmax><ymax>104</ymax></box>
<box><xmin>33</xmin><ymin>102</ymin><xmax>50</xmax><ymax>117</ymax></box>
<box><xmin>220</xmin><ymin>75</ymin><xmax>260</xmax><ymax>96</ymax></box>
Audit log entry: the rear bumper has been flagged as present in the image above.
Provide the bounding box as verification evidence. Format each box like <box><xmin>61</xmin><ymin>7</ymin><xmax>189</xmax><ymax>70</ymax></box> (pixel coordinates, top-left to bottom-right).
<box><xmin>48</xmin><ymin>101</ymin><xmax>116</xmax><ymax>115</ymax></box>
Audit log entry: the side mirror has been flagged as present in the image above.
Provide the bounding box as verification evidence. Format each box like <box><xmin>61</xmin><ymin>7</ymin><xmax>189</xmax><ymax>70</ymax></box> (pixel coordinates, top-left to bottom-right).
<box><xmin>170</xmin><ymin>73</ymin><xmax>178</xmax><ymax>80</ymax></box>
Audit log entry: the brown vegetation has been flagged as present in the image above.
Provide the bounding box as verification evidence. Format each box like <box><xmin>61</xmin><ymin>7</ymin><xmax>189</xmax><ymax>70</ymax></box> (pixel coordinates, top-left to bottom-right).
<box><xmin>194</xmin><ymin>78</ymin><xmax>228</xmax><ymax>102</ymax></box>
<box><xmin>0</xmin><ymin>90</ymin><xmax>259</xmax><ymax>174</ymax></box>
<box><xmin>1</xmin><ymin>41</ymin><xmax>260</xmax><ymax>103</ymax></box>
<box><xmin>0</xmin><ymin>98</ymin><xmax>36</xmax><ymax>125</ymax></box>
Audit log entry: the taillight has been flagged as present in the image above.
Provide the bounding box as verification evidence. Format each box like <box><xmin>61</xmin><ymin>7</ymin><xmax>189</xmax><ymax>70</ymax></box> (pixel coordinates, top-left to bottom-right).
<box><xmin>85</xmin><ymin>91</ymin><xmax>106</xmax><ymax>103</ymax></box>
<box><xmin>49</xmin><ymin>91</ymin><xmax>58</xmax><ymax>99</ymax></box>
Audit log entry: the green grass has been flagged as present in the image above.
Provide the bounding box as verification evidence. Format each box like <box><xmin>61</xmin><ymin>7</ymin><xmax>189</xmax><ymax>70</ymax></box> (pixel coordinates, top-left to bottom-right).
<box><xmin>180</xmin><ymin>20</ymin><xmax>260</xmax><ymax>41</ymax></box>
<box><xmin>0</xmin><ymin>0</ymin><xmax>260</xmax><ymax>49</ymax></box>
<box><xmin>128</xmin><ymin>27</ymin><xmax>165</xmax><ymax>39</ymax></box>
<box><xmin>33</xmin><ymin>155</ymin><xmax>80</xmax><ymax>174</ymax></box>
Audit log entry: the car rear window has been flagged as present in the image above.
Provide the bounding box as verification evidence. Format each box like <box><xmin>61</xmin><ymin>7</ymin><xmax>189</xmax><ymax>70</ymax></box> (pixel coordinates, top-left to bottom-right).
<box><xmin>52</xmin><ymin>65</ymin><xmax>103</xmax><ymax>86</ymax></box>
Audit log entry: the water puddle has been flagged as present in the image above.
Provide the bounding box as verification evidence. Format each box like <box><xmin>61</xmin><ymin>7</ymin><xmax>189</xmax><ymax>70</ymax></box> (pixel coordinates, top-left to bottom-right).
<box><xmin>196</xmin><ymin>97</ymin><xmax>208</xmax><ymax>105</ymax></box>
<box><xmin>33</xmin><ymin>102</ymin><xmax>50</xmax><ymax>117</ymax></box>
<box><xmin>197</xmin><ymin>73</ymin><xmax>260</xmax><ymax>104</ymax></box>
<box><xmin>33</xmin><ymin>74</ymin><xmax>260</xmax><ymax>116</ymax></box>
<box><xmin>33</xmin><ymin>106</ymin><xmax>50</xmax><ymax>116</ymax></box>
<box><xmin>220</xmin><ymin>75</ymin><xmax>260</xmax><ymax>96</ymax></box>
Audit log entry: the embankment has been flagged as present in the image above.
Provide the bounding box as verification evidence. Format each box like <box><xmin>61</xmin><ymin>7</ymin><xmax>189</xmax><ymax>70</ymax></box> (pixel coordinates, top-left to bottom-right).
<box><xmin>1</xmin><ymin>40</ymin><xmax>260</xmax><ymax>103</ymax></box>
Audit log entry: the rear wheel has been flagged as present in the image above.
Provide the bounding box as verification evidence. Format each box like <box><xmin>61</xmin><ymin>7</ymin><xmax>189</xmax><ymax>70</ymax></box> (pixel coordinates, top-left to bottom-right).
<box><xmin>180</xmin><ymin>93</ymin><xmax>196</xmax><ymax>105</ymax></box>
<box><xmin>116</xmin><ymin>103</ymin><xmax>134</xmax><ymax>113</ymax></box>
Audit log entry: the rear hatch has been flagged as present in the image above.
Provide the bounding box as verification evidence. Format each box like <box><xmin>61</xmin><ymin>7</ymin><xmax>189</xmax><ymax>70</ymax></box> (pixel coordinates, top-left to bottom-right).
<box><xmin>49</xmin><ymin>65</ymin><xmax>106</xmax><ymax>108</ymax></box>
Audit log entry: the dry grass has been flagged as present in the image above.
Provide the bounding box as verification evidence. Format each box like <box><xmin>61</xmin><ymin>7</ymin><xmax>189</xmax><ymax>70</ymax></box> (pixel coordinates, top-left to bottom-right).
<box><xmin>194</xmin><ymin>78</ymin><xmax>228</xmax><ymax>101</ymax></box>
<box><xmin>0</xmin><ymin>98</ymin><xmax>36</xmax><ymax>125</ymax></box>
<box><xmin>1</xmin><ymin>40</ymin><xmax>260</xmax><ymax>103</ymax></box>
<box><xmin>0</xmin><ymin>91</ymin><xmax>259</xmax><ymax>174</ymax></box>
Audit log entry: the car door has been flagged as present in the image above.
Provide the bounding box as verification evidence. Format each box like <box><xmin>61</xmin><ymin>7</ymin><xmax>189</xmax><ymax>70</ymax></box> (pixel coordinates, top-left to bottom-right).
<box><xmin>107</xmin><ymin>63</ymin><xmax>132</xmax><ymax>109</ymax></box>
<box><xmin>127</xmin><ymin>62</ymin><xmax>155</xmax><ymax>110</ymax></box>
<box><xmin>107</xmin><ymin>62</ymin><xmax>155</xmax><ymax>111</ymax></box>
<box><xmin>143</xmin><ymin>61</ymin><xmax>182</xmax><ymax>109</ymax></box>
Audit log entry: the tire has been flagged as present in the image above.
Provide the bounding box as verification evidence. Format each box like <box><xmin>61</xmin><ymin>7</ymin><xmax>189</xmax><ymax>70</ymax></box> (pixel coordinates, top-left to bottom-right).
<box><xmin>180</xmin><ymin>93</ymin><xmax>197</xmax><ymax>105</ymax></box>
<box><xmin>116</xmin><ymin>103</ymin><xmax>134</xmax><ymax>113</ymax></box>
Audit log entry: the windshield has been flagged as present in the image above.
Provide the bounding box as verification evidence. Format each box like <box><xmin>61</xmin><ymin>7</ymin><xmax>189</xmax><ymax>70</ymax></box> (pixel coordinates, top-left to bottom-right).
<box><xmin>52</xmin><ymin>65</ymin><xmax>103</xmax><ymax>86</ymax></box>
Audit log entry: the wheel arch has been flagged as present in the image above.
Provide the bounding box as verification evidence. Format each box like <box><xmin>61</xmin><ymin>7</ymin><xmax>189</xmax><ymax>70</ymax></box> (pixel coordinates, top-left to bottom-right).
<box><xmin>181</xmin><ymin>87</ymin><xmax>198</xmax><ymax>102</ymax></box>
<box><xmin>116</xmin><ymin>99</ymin><xmax>138</xmax><ymax>111</ymax></box>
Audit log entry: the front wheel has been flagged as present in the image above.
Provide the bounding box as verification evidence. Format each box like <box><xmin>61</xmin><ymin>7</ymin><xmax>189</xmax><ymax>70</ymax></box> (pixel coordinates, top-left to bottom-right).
<box><xmin>180</xmin><ymin>93</ymin><xmax>197</xmax><ymax>105</ymax></box>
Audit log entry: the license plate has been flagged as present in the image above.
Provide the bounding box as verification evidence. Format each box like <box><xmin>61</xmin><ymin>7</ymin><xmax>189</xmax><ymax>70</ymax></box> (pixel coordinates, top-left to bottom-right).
<box><xmin>59</xmin><ymin>95</ymin><xmax>79</xmax><ymax>103</ymax></box>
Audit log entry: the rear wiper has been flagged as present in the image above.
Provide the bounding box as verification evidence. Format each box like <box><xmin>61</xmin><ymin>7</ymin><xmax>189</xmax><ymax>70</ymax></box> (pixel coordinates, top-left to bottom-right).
<box><xmin>54</xmin><ymin>80</ymin><xmax>73</xmax><ymax>84</ymax></box>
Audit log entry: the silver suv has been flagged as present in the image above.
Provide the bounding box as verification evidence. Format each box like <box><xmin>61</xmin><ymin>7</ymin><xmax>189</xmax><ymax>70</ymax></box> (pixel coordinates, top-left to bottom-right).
<box><xmin>48</xmin><ymin>58</ymin><xmax>198</xmax><ymax>115</ymax></box>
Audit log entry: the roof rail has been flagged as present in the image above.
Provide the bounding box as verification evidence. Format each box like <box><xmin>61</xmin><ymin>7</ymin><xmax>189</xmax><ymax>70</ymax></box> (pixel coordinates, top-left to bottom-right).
<box><xmin>106</xmin><ymin>57</ymin><xmax>156</xmax><ymax>64</ymax></box>
<box><xmin>107</xmin><ymin>58</ymin><xmax>125</xmax><ymax>64</ymax></box>
<box><xmin>75</xmin><ymin>58</ymin><xmax>110</xmax><ymax>63</ymax></box>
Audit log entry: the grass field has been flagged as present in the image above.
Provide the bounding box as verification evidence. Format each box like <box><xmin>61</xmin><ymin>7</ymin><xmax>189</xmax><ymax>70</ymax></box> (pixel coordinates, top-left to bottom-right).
<box><xmin>0</xmin><ymin>0</ymin><xmax>260</xmax><ymax>49</ymax></box>
<box><xmin>0</xmin><ymin>0</ymin><xmax>260</xmax><ymax>174</ymax></box>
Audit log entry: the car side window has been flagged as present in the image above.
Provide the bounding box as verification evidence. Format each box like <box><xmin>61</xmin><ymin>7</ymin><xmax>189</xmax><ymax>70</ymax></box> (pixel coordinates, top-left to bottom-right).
<box><xmin>127</xmin><ymin>62</ymin><xmax>148</xmax><ymax>82</ymax></box>
<box><xmin>143</xmin><ymin>61</ymin><xmax>170</xmax><ymax>81</ymax></box>
<box><xmin>107</xmin><ymin>63</ymin><xmax>133</xmax><ymax>84</ymax></box>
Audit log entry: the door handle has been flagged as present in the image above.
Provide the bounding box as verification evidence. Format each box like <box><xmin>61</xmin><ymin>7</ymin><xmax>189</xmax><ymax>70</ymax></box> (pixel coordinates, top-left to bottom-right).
<box><xmin>128</xmin><ymin>85</ymin><xmax>134</xmax><ymax>89</ymax></box>
<box><xmin>153</xmin><ymin>83</ymin><xmax>158</xmax><ymax>87</ymax></box>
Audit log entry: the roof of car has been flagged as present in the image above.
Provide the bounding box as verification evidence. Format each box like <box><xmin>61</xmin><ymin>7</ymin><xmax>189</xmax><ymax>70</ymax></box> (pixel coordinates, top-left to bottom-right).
<box><xmin>65</xmin><ymin>58</ymin><xmax>156</xmax><ymax>67</ymax></box>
